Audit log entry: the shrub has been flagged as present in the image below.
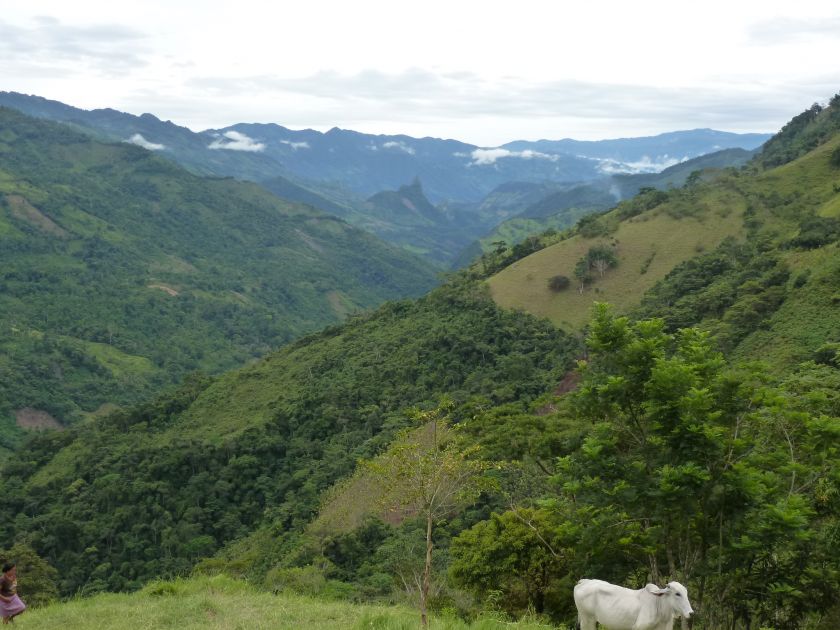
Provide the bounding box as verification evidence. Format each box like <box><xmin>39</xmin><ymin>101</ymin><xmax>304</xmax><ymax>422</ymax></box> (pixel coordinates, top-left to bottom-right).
<box><xmin>830</xmin><ymin>145</ymin><xmax>840</xmax><ymax>168</ymax></box>
<box><xmin>0</xmin><ymin>543</ymin><xmax>59</xmax><ymax>608</ymax></box>
<box><xmin>547</xmin><ymin>275</ymin><xmax>571</xmax><ymax>291</ymax></box>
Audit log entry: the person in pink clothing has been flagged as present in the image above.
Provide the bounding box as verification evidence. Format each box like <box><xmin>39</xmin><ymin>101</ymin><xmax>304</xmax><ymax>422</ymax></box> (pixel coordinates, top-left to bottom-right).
<box><xmin>0</xmin><ymin>563</ymin><xmax>25</xmax><ymax>624</ymax></box>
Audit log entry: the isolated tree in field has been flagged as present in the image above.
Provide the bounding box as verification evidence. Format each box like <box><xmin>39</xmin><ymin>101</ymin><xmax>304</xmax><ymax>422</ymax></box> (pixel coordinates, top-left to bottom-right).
<box><xmin>586</xmin><ymin>244</ymin><xmax>618</xmax><ymax>278</ymax></box>
<box><xmin>573</xmin><ymin>258</ymin><xmax>592</xmax><ymax>293</ymax></box>
<box><xmin>364</xmin><ymin>402</ymin><xmax>491</xmax><ymax>628</ymax></box>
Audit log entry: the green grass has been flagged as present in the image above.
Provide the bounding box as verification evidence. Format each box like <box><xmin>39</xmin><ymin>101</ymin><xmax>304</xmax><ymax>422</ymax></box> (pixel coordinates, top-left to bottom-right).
<box><xmin>17</xmin><ymin>575</ymin><xmax>563</xmax><ymax>630</ymax></box>
<box><xmin>733</xmin><ymin>243</ymin><xmax>840</xmax><ymax>367</ymax></box>
<box><xmin>488</xmin><ymin>187</ymin><xmax>746</xmax><ymax>329</ymax></box>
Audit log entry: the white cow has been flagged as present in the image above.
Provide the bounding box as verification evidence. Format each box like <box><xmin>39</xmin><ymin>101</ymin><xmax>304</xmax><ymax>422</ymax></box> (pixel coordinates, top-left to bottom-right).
<box><xmin>574</xmin><ymin>578</ymin><xmax>693</xmax><ymax>630</ymax></box>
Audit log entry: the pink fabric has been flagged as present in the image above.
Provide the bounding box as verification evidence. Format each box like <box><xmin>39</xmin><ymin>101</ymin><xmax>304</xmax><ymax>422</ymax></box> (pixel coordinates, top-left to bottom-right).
<box><xmin>0</xmin><ymin>594</ymin><xmax>25</xmax><ymax>618</ymax></box>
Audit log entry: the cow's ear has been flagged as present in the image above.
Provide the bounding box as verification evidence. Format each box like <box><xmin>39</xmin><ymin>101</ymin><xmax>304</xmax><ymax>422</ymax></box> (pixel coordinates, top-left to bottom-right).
<box><xmin>645</xmin><ymin>584</ymin><xmax>668</xmax><ymax>596</ymax></box>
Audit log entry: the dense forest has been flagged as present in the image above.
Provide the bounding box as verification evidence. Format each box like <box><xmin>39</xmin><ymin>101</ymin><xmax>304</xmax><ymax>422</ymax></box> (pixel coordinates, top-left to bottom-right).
<box><xmin>0</xmin><ymin>107</ymin><xmax>437</xmax><ymax>445</ymax></box>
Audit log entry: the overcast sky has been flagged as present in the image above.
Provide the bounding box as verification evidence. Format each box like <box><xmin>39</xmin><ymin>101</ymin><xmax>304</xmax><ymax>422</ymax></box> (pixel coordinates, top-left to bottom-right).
<box><xmin>2</xmin><ymin>0</ymin><xmax>839</xmax><ymax>146</ymax></box>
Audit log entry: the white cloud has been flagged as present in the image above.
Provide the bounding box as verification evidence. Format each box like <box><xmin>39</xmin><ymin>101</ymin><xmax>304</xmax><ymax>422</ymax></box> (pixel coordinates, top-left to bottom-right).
<box><xmin>279</xmin><ymin>139</ymin><xmax>310</xmax><ymax>150</ymax></box>
<box><xmin>596</xmin><ymin>155</ymin><xmax>686</xmax><ymax>174</ymax></box>
<box><xmin>207</xmin><ymin>130</ymin><xmax>266</xmax><ymax>152</ymax></box>
<box><xmin>381</xmin><ymin>140</ymin><xmax>415</xmax><ymax>155</ymax></box>
<box><xmin>469</xmin><ymin>147</ymin><xmax>560</xmax><ymax>166</ymax></box>
<box><xmin>126</xmin><ymin>133</ymin><xmax>165</xmax><ymax>150</ymax></box>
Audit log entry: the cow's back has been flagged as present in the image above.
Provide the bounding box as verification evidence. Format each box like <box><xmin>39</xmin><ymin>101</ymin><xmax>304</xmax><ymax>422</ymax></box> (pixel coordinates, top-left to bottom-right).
<box><xmin>574</xmin><ymin>579</ymin><xmax>647</xmax><ymax>630</ymax></box>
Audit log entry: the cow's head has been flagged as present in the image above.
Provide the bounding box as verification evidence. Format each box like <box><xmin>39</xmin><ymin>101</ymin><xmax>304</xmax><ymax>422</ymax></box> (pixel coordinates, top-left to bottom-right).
<box><xmin>646</xmin><ymin>582</ymin><xmax>694</xmax><ymax>618</ymax></box>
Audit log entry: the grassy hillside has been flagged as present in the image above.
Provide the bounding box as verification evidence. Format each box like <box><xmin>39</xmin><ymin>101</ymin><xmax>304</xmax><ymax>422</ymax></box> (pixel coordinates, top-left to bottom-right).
<box><xmin>487</xmin><ymin>131</ymin><xmax>840</xmax><ymax>333</ymax></box>
<box><xmin>19</xmin><ymin>575</ymin><xmax>559</xmax><ymax>629</ymax></box>
<box><xmin>457</xmin><ymin>148</ymin><xmax>756</xmax><ymax>268</ymax></box>
<box><xmin>0</xmin><ymin>107</ymin><xmax>437</xmax><ymax>443</ymax></box>
<box><xmin>488</xmin><ymin>184</ymin><xmax>748</xmax><ymax>328</ymax></box>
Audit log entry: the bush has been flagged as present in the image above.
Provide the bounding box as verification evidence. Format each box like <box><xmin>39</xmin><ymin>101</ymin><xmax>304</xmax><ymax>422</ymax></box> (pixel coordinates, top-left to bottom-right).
<box><xmin>0</xmin><ymin>543</ymin><xmax>58</xmax><ymax>608</ymax></box>
<box><xmin>831</xmin><ymin>145</ymin><xmax>840</xmax><ymax>168</ymax></box>
<box><xmin>789</xmin><ymin>216</ymin><xmax>840</xmax><ymax>249</ymax></box>
<box><xmin>547</xmin><ymin>275</ymin><xmax>571</xmax><ymax>291</ymax></box>
<box><xmin>814</xmin><ymin>343</ymin><xmax>840</xmax><ymax>367</ymax></box>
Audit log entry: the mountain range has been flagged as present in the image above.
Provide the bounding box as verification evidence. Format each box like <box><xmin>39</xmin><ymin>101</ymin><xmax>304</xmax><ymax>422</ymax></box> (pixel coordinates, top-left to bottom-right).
<box><xmin>0</xmin><ymin>92</ymin><xmax>770</xmax><ymax>266</ymax></box>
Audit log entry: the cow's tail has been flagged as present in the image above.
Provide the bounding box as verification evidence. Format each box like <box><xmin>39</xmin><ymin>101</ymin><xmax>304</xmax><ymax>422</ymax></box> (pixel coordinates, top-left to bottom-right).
<box><xmin>575</xmin><ymin>621</ymin><xmax>581</xmax><ymax>630</ymax></box>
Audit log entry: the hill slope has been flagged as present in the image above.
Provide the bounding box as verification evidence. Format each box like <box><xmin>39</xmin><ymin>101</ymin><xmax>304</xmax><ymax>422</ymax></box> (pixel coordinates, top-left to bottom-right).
<box><xmin>0</xmin><ymin>107</ymin><xmax>437</xmax><ymax>440</ymax></box>
<box><xmin>485</xmin><ymin>96</ymin><xmax>840</xmax><ymax>372</ymax></box>
<box><xmin>455</xmin><ymin>148</ymin><xmax>758</xmax><ymax>268</ymax></box>
<box><xmin>0</xmin><ymin>280</ymin><xmax>576</xmax><ymax>594</ymax></box>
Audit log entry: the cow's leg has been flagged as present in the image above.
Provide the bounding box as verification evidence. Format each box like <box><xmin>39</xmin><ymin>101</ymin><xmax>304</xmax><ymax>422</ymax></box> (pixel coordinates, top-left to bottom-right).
<box><xmin>578</xmin><ymin>613</ymin><xmax>597</xmax><ymax>630</ymax></box>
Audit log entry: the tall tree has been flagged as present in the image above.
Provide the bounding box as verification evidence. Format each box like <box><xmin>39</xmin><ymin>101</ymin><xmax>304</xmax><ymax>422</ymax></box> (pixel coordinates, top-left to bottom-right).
<box><xmin>364</xmin><ymin>402</ymin><xmax>491</xmax><ymax>628</ymax></box>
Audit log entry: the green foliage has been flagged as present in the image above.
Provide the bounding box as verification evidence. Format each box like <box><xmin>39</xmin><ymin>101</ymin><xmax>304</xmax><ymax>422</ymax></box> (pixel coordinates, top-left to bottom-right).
<box><xmin>576</xmin><ymin>212</ymin><xmax>612</xmax><ymax>238</ymax></box>
<box><xmin>0</xmin><ymin>107</ymin><xmax>438</xmax><ymax>437</ymax></box>
<box><xmin>788</xmin><ymin>215</ymin><xmax>840</xmax><ymax>249</ymax></box>
<box><xmin>363</xmin><ymin>403</ymin><xmax>494</xmax><ymax>627</ymax></box>
<box><xmin>0</xmin><ymin>543</ymin><xmax>58</xmax><ymax>607</ymax></box>
<box><xmin>830</xmin><ymin>145</ymin><xmax>840</xmax><ymax>168</ymax></box>
<box><xmin>614</xmin><ymin>186</ymin><xmax>669</xmax><ymax>221</ymax></box>
<box><xmin>571</xmin><ymin>243</ymin><xmax>619</xmax><ymax>293</ymax></box>
<box><xmin>547</xmin><ymin>275</ymin><xmax>570</xmax><ymax>292</ymax></box>
<box><xmin>636</xmin><ymin>237</ymin><xmax>790</xmax><ymax>350</ymax></box>
<box><xmin>758</xmin><ymin>94</ymin><xmax>840</xmax><ymax>168</ymax></box>
<box><xmin>449</xmin><ymin>507</ymin><xmax>576</xmax><ymax>617</ymax></box>
<box><xmin>0</xmin><ymin>278</ymin><xmax>577</xmax><ymax>597</ymax></box>
<box><xmin>549</xmin><ymin>305</ymin><xmax>840</xmax><ymax>628</ymax></box>
<box><xmin>584</xmin><ymin>244</ymin><xmax>618</xmax><ymax>278</ymax></box>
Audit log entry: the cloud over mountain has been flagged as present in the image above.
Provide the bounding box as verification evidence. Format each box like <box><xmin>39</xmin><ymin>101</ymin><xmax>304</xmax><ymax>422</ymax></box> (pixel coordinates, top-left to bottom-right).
<box><xmin>208</xmin><ymin>130</ymin><xmax>266</xmax><ymax>152</ymax></box>
<box><xmin>127</xmin><ymin>133</ymin><xmax>165</xmax><ymax>151</ymax></box>
<box><xmin>469</xmin><ymin>147</ymin><xmax>560</xmax><ymax>166</ymax></box>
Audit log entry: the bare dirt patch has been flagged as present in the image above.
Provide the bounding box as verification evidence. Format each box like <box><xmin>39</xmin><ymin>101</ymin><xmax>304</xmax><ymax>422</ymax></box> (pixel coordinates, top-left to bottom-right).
<box><xmin>15</xmin><ymin>408</ymin><xmax>63</xmax><ymax>431</ymax></box>
<box><xmin>4</xmin><ymin>194</ymin><xmax>68</xmax><ymax>237</ymax></box>
<box><xmin>148</xmin><ymin>283</ymin><xmax>179</xmax><ymax>296</ymax></box>
<box><xmin>295</xmin><ymin>228</ymin><xmax>325</xmax><ymax>254</ymax></box>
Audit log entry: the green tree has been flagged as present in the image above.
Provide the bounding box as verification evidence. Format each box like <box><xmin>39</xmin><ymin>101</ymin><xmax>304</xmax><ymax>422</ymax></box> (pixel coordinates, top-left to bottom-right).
<box><xmin>0</xmin><ymin>543</ymin><xmax>59</xmax><ymax>608</ymax></box>
<box><xmin>554</xmin><ymin>304</ymin><xmax>840</xmax><ymax>628</ymax></box>
<box><xmin>450</xmin><ymin>506</ymin><xmax>575</xmax><ymax>616</ymax></box>
<box><xmin>574</xmin><ymin>258</ymin><xmax>592</xmax><ymax>294</ymax></box>
<box><xmin>586</xmin><ymin>244</ymin><xmax>618</xmax><ymax>278</ymax></box>
<box><xmin>547</xmin><ymin>275</ymin><xmax>571</xmax><ymax>292</ymax></box>
<box><xmin>364</xmin><ymin>402</ymin><xmax>492</xmax><ymax>628</ymax></box>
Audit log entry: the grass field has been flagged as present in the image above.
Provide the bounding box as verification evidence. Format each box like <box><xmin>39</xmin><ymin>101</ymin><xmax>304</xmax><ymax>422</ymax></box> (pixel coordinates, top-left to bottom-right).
<box><xmin>487</xmin><ymin>187</ymin><xmax>746</xmax><ymax>329</ymax></box>
<box><xmin>15</xmin><ymin>575</ymin><xmax>563</xmax><ymax>630</ymax></box>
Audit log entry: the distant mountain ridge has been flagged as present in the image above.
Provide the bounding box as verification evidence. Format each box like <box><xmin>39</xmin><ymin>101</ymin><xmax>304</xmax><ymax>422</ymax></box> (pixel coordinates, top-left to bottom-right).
<box><xmin>0</xmin><ymin>92</ymin><xmax>771</xmax><ymax>203</ymax></box>
<box><xmin>0</xmin><ymin>92</ymin><xmax>771</xmax><ymax>266</ymax></box>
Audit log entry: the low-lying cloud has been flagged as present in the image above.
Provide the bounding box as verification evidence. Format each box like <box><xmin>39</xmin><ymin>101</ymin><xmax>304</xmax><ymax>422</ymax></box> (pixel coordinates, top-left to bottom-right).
<box><xmin>469</xmin><ymin>147</ymin><xmax>560</xmax><ymax>166</ymax></box>
<box><xmin>126</xmin><ymin>133</ymin><xmax>165</xmax><ymax>151</ymax></box>
<box><xmin>208</xmin><ymin>130</ymin><xmax>266</xmax><ymax>152</ymax></box>
<box><xmin>595</xmin><ymin>155</ymin><xmax>686</xmax><ymax>174</ymax></box>
<box><xmin>279</xmin><ymin>139</ymin><xmax>310</xmax><ymax>150</ymax></box>
<box><xmin>382</xmin><ymin>140</ymin><xmax>415</xmax><ymax>155</ymax></box>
